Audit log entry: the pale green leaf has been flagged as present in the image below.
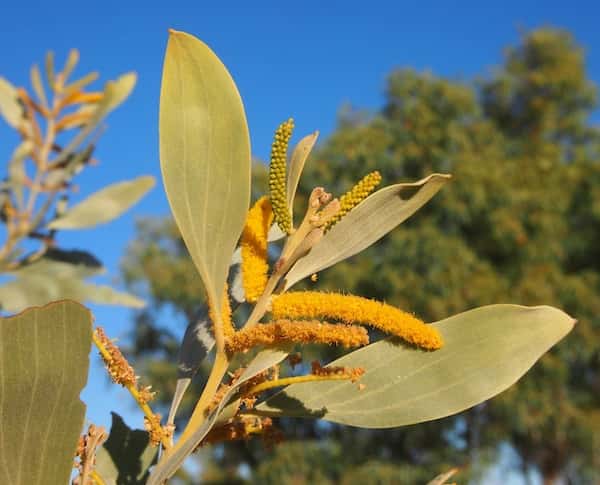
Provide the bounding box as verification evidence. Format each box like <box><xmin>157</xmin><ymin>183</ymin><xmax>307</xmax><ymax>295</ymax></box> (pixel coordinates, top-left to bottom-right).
<box><xmin>30</xmin><ymin>64</ymin><xmax>48</xmax><ymax>108</ymax></box>
<box><xmin>159</xmin><ymin>29</ymin><xmax>251</xmax><ymax>312</ymax></box>
<box><xmin>48</xmin><ymin>175</ymin><xmax>155</xmax><ymax>229</ymax></box>
<box><xmin>63</xmin><ymin>48</ymin><xmax>80</xmax><ymax>81</ymax></box>
<box><xmin>63</xmin><ymin>72</ymin><xmax>99</xmax><ymax>96</ymax></box>
<box><xmin>149</xmin><ymin>348</ymin><xmax>288</xmax><ymax>485</ymax></box>
<box><xmin>45</xmin><ymin>51</ymin><xmax>55</xmax><ymax>91</ymax></box>
<box><xmin>0</xmin><ymin>251</ymin><xmax>144</xmax><ymax>312</ymax></box>
<box><xmin>95</xmin><ymin>412</ymin><xmax>157</xmax><ymax>485</ymax></box>
<box><xmin>283</xmin><ymin>173</ymin><xmax>451</xmax><ymax>290</ymax></box>
<box><xmin>256</xmin><ymin>305</ymin><xmax>574</xmax><ymax>427</ymax></box>
<box><xmin>427</xmin><ymin>468</ymin><xmax>459</xmax><ymax>485</ymax></box>
<box><xmin>287</xmin><ymin>131</ymin><xmax>319</xmax><ymax>214</ymax></box>
<box><xmin>0</xmin><ymin>301</ymin><xmax>92</xmax><ymax>485</ymax></box>
<box><xmin>0</xmin><ymin>76</ymin><xmax>24</xmax><ymax>128</ymax></box>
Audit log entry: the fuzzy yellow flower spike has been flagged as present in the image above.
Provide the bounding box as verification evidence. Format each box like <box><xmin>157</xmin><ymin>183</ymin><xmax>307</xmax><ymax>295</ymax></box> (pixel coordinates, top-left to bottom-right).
<box><xmin>241</xmin><ymin>196</ymin><xmax>274</xmax><ymax>303</ymax></box>
<box><xmin>325</xmin><ymin>170</ymin><xmax>382</xmax><ymax>230</ymax></box>
<box><xmin>271</xmin><ymin>291</ymin><xmax>443</xmax><ymax>350</ymax></box>
<box><xmin>269</xmin><ymin>118</ymin><xmax>294</xmax><ymax>233</ymax></box>
<box><xmin>225</xmin><ymin>319</ymin><xmax>369</xmax><ymax>354</ymax></box>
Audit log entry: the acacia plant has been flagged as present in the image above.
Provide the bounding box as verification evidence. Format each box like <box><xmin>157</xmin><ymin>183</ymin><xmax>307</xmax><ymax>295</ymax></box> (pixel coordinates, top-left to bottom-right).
<box><xmin>0</xmin><ymin>30</ymin><xmax>576</xmax><ymax>485</ymax></box>
<box><xmin>0</xmin><ymin>50</ymin><xmax>154</xmax><ymax>312</ymax></box>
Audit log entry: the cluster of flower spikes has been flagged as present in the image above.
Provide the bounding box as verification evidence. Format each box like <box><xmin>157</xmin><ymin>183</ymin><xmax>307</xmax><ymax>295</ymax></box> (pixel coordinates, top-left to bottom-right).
<box><xmin>268</xmin><ymin>118</ymin><xmax>294</xmax><ymax>234</ymax></box>
<box><xmin>324</xmin><ymin>170</ymin><xmax>382</xmax><ymax>231</ymax></box>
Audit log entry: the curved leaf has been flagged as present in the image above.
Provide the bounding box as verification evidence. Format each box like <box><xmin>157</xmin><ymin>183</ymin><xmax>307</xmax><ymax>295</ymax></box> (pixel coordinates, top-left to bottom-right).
<box><xmin>0</xmin><ymin>301</ymin><xmax>92</xmax><ymax>484</ymax></box>
<box><xmin>256</xmin><ymin>305</ymin><xmax>574</xmax><ymax>428</ymax></box>
<box><xmin>48</xmin><ymin>175</ymin><xmax>155</xmax><ymax>229</ymax></box>
<box><xmin>287</xmin><ymin>131</ymin><xmax>319</xmax><ymax>214</ymax></box>
<box><xmin>283</xmin><ymin>173</ymin><xmax>451</xmax><ymax>289</ymax></box>
<box><xmin>160</xmin><ymin>29</ymin><xmax>251</xmax><ymax>311</ymax></box>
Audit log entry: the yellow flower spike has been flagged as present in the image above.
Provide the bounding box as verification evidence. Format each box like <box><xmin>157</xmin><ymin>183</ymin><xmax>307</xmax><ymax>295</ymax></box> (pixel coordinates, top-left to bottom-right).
<box><xmin>225</xmin><ymin>319</ymin><xmax>369</xmax><ymax>354</ymax></box>
<box><xmin>271</xmin><ymin>291</ymin><xmax>443</xmax><ymax>350</ymax></box>
<box><xmin>269</xmin><ymin>118</ymin><xmax>294</xmax><ymax>234</ymax></box>
<box><xmin>325</xmin><ymin>170</ymin><xmax>382</xmax><ymax>230</ymax></box>
<box><xmin>241</xmin><ymin>196</ymin><xmax>274</xmax><ymax>303</ymax></box>
<box><xmin>209</xmin><ymin>283</ymin><xmax>235</xmax><ymax>337</ymax></box>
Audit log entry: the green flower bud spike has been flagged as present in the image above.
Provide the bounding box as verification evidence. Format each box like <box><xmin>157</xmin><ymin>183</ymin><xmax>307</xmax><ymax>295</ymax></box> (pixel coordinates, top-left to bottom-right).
<box><xmin>325</xmin><ymin>170</ymin><xmax>382</xmax><ymax>231</ymax></box>
<box><xmin>269</xmin><ymin>118</ymin><xmax>294</xmax><ymax>234</ymax></box>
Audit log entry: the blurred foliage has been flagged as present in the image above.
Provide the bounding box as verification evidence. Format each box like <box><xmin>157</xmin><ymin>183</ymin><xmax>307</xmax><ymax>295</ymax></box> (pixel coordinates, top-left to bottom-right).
<box><xmin>122</xmin><ymin>28</ymin><xmax>600</xmax><ymax>484</ymax></box>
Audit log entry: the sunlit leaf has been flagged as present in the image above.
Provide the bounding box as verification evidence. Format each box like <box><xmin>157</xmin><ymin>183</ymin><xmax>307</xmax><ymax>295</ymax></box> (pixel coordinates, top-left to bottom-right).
<box><xmin>0</xmin><ymin>301</ymin><xmax>92</xmax><ymax>484</ymax></box>
<box><xmin>283</xmin><ymin>173</ymin><xmax>451</xmax><ymax>289</ymax></box>
<box><xmin>287</xmin><ymin>131</ymin><xmax>319</xmax><ymax>216</ymax></box>
<box><xmin>256</xmin><ymin>305</ymin><xmax>574</xmax><ymax>427</ymax></box>
<box><xmin>30</xmin><ymin>64</ymin><xmax>48</xmax><ymax>108</ymax></box>
<box><xmin>48</xmin><ymin>175</ymin><xmax>155</xmax><ymax>230</ymax></box>
<box><xmin>159</xmin><ymin>29</ymin><xmax>251</xmax><ymax>312</ymax></box>
<box><xmin>0</xmin><ymin>76</ymin><xmax>23</xmax><ymax>128</ymax></box>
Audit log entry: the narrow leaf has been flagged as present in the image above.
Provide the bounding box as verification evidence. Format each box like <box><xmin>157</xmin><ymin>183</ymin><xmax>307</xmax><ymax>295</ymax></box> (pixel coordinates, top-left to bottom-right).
<box><xmin>63</xmin><ymin>48</ymin><xmax>80</xmax><ymax>82</ymax></box>
<box><xmin>45</xmin><ymin>51</ymin><xmax>55</xmax><ymax>90</ymax></box>
<box><xmin>48</xmin><ymin>175</ymin><xmax>155</xmax><ymax>229</ymax></box>
<box><xmin>287</xmin><ymin>131</ymin><xmax>318</xmax><ymax>213</ymax></box>
<box><xmin>149</xmin><ymin>348</ymin><xmax>288</xmax><ymax>485</ymax></box>
<box><xmin>256</xmin><ymin>305</ymin><xmax>574</xmax><ymax>427</ymax></box>
<box><xmin>0</xmin><ymin>76</ymin><xmax>24</xmax><ymax>128</ymax></box>
<box><xmin>168</xmin><ymin>314</ymin><xmax>215</xmax><ymax>425</ymax></box>
<box><xmin>160</xmin><ymin>29</ymin><xmax>251</xmax><ymax>312</ymax></box>
<box><xmin>95</xmin><ymin>412</ymin><xmax>157</xmax><ymax>485</ymax></box>
<box><xmin>30</xmin><ymin>64</ymin><xmax>48</xmax><ymax>108</ymax></box>
<box><xmin>0</xmin><ymin>301</ymin><xmax>92</xmax><ymax>484</ymax></box>
<box><xmin>283</xmin><ymin>173</ymin><xmax>451</xmax><ymax>289</ymax></box>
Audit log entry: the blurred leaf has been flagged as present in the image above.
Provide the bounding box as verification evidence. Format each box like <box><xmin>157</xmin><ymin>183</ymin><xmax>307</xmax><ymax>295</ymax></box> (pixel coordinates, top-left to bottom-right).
<box><xmin>159</xmin><ymin>29</ymin><xmax>251</xmax><ymax>312</ymax></box>
<box><xmin>30</xmin><ymin>64</ymin><xmax>47</xmax><ymax>108</ymax></box>
<box><xmin>167</xmin><ymin>313</ymin><xmax>215</xmax><ymax>425</ymax></box>
<box><xmin>427</xmin><ymin>468</ymin><xmax>459</xmax><ymax>485</ymax></box>
<box><xmin>95</xmin><ymin>412</ymin><xmax>157</xmax><ymax>485</ymax></box>
<box><xmin>288</xmin><ymin>131</ymin><xmax>319</xmax><ymax>215</ymax></box>
<box><xmin>0</xmin><ymin>76</ymin><xmax>23</xmax><ymax>128</ymax></box>
<box><xmin>8</xmin><ymin>140</ymin><xmax>33</xmax><ymax>207</ymax></box>
<box><xmin>0</xmin><ymin>253</ymin><xmax>143</xmax><ymax>313</ymax></box>
<box><xmin>48</xmin><ymin>175</ymin><xmax>155</xmax><ymax>230</ymax></box>
<box><xmin>256</xmin><ymin>305</ymin><xmax>574</xmax><ymax>427</ymax></box>
<box><xmin>63</xmin><ymin>72</ymin><xmax>99</xmax><ymax>96</ymax></box>
<box><xmin>284</xmin><ymin>173</ymin><xmax>451</xmax><ymax>289</ymax></box>
<box><xmin>45</xmin><ymin>51</ymin><xmax>55</xmax><ymax>90</ymax></box>
<box><xmin>149</xmin><ymin>347</ymin><xmax>289</xmax><ymax>485</ymax></box>
<box><xmin>0</xmin><ymin>301</ymin><xmax>92</xmax><ymax>484</ymax></box>
<box><xmin>63</xmin><ymin>48</ymin><xmax>80</xmax><ymax>81</ymax></box>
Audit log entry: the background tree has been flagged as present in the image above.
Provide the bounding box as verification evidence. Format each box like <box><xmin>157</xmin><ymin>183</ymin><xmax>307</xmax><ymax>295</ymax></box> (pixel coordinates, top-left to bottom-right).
<box><xmin>122</xmin><ymin>28</ymin><xmax>600</xmax><ymax>484</ymax></box>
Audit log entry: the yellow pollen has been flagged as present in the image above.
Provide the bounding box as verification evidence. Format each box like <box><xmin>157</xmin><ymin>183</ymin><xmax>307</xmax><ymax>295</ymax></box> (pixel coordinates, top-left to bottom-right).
<box><xmin>241</xmin><ymin>196</ymin><xmax>274</xmax><ymax>302</ymax></box>
<box><xmin>225</xmin><ymin>319</ymin><xmax>369</xmax><ymax>354</ymax></box>
<box><xmin>271</xmin><ymin>291</ymin><xmax>443</xmax><ymax>350</ymax></box>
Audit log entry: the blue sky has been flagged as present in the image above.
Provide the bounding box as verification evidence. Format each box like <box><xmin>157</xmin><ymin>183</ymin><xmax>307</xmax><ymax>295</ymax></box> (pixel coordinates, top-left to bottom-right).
<box><xmin>1</xmin><ymin>1</ymin><xmax>599</xmax><ymax>481</ymax></box>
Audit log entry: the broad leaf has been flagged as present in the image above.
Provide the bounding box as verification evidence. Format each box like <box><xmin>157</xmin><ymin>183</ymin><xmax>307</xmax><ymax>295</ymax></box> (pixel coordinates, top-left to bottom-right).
<box><xmin>283</xmin><ymin>173</ymin><xmax>451</xmax><ymax>290</ymax></box>
<box><xmin>95</xmin><ymin>413</ymin><xmax>157</xmax><ymax>485</ymax></box>
<box><xmin>149</xmin><ymin>348</ymin><xmax>288</xmax><ymax>485</ymax></box>
<box><xmin>48</xmin><ymin>175</ymin><xmax>155</xmax><ymax>229</ymax></box>
<box><xmin>0</xmin><ymin>76</ymin><xmax>23</xmax><ymax>128</ymax></box>
<box><xmin>0</xmin><ymin>301</ymin><xmax>92</xmax><ymax>484</ymax></box>
<box><xmin>256</xmin><ymin>305</ymin><xmax>574</xmax><ymax>427</ymax></box>
<box><xmin>160</xmin><ymin>30</ymin><xmax>251</xmax><ymax>312</ymax></box>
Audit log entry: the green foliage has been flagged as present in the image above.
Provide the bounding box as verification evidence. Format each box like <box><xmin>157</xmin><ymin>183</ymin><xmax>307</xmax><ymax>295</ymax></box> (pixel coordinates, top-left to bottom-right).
<box><xmin>0</xmin><ymin>301</ymin><xmax>92</xmax><ymax>484</ymax></box>
<box><xmin>123</xmin><ymin>27</ymin><xmax>600</xmax><ymax>483</ymax></box>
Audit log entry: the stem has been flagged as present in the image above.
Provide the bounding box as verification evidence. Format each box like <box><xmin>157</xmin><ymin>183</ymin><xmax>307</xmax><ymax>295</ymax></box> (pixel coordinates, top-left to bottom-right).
<box><xmin>90</xmin><ymin>470</ymin><xmax>107</xmax><ymax>485</ymax></box>
<box><xmin>92</xmin><ymin>330</ymin><xmax>172</xmax><ymax>450</ymax></box>
<box><xmin>246</xmin><ymin>374</ymin><xmax>355</xmax><ymax>395</ymax></box>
